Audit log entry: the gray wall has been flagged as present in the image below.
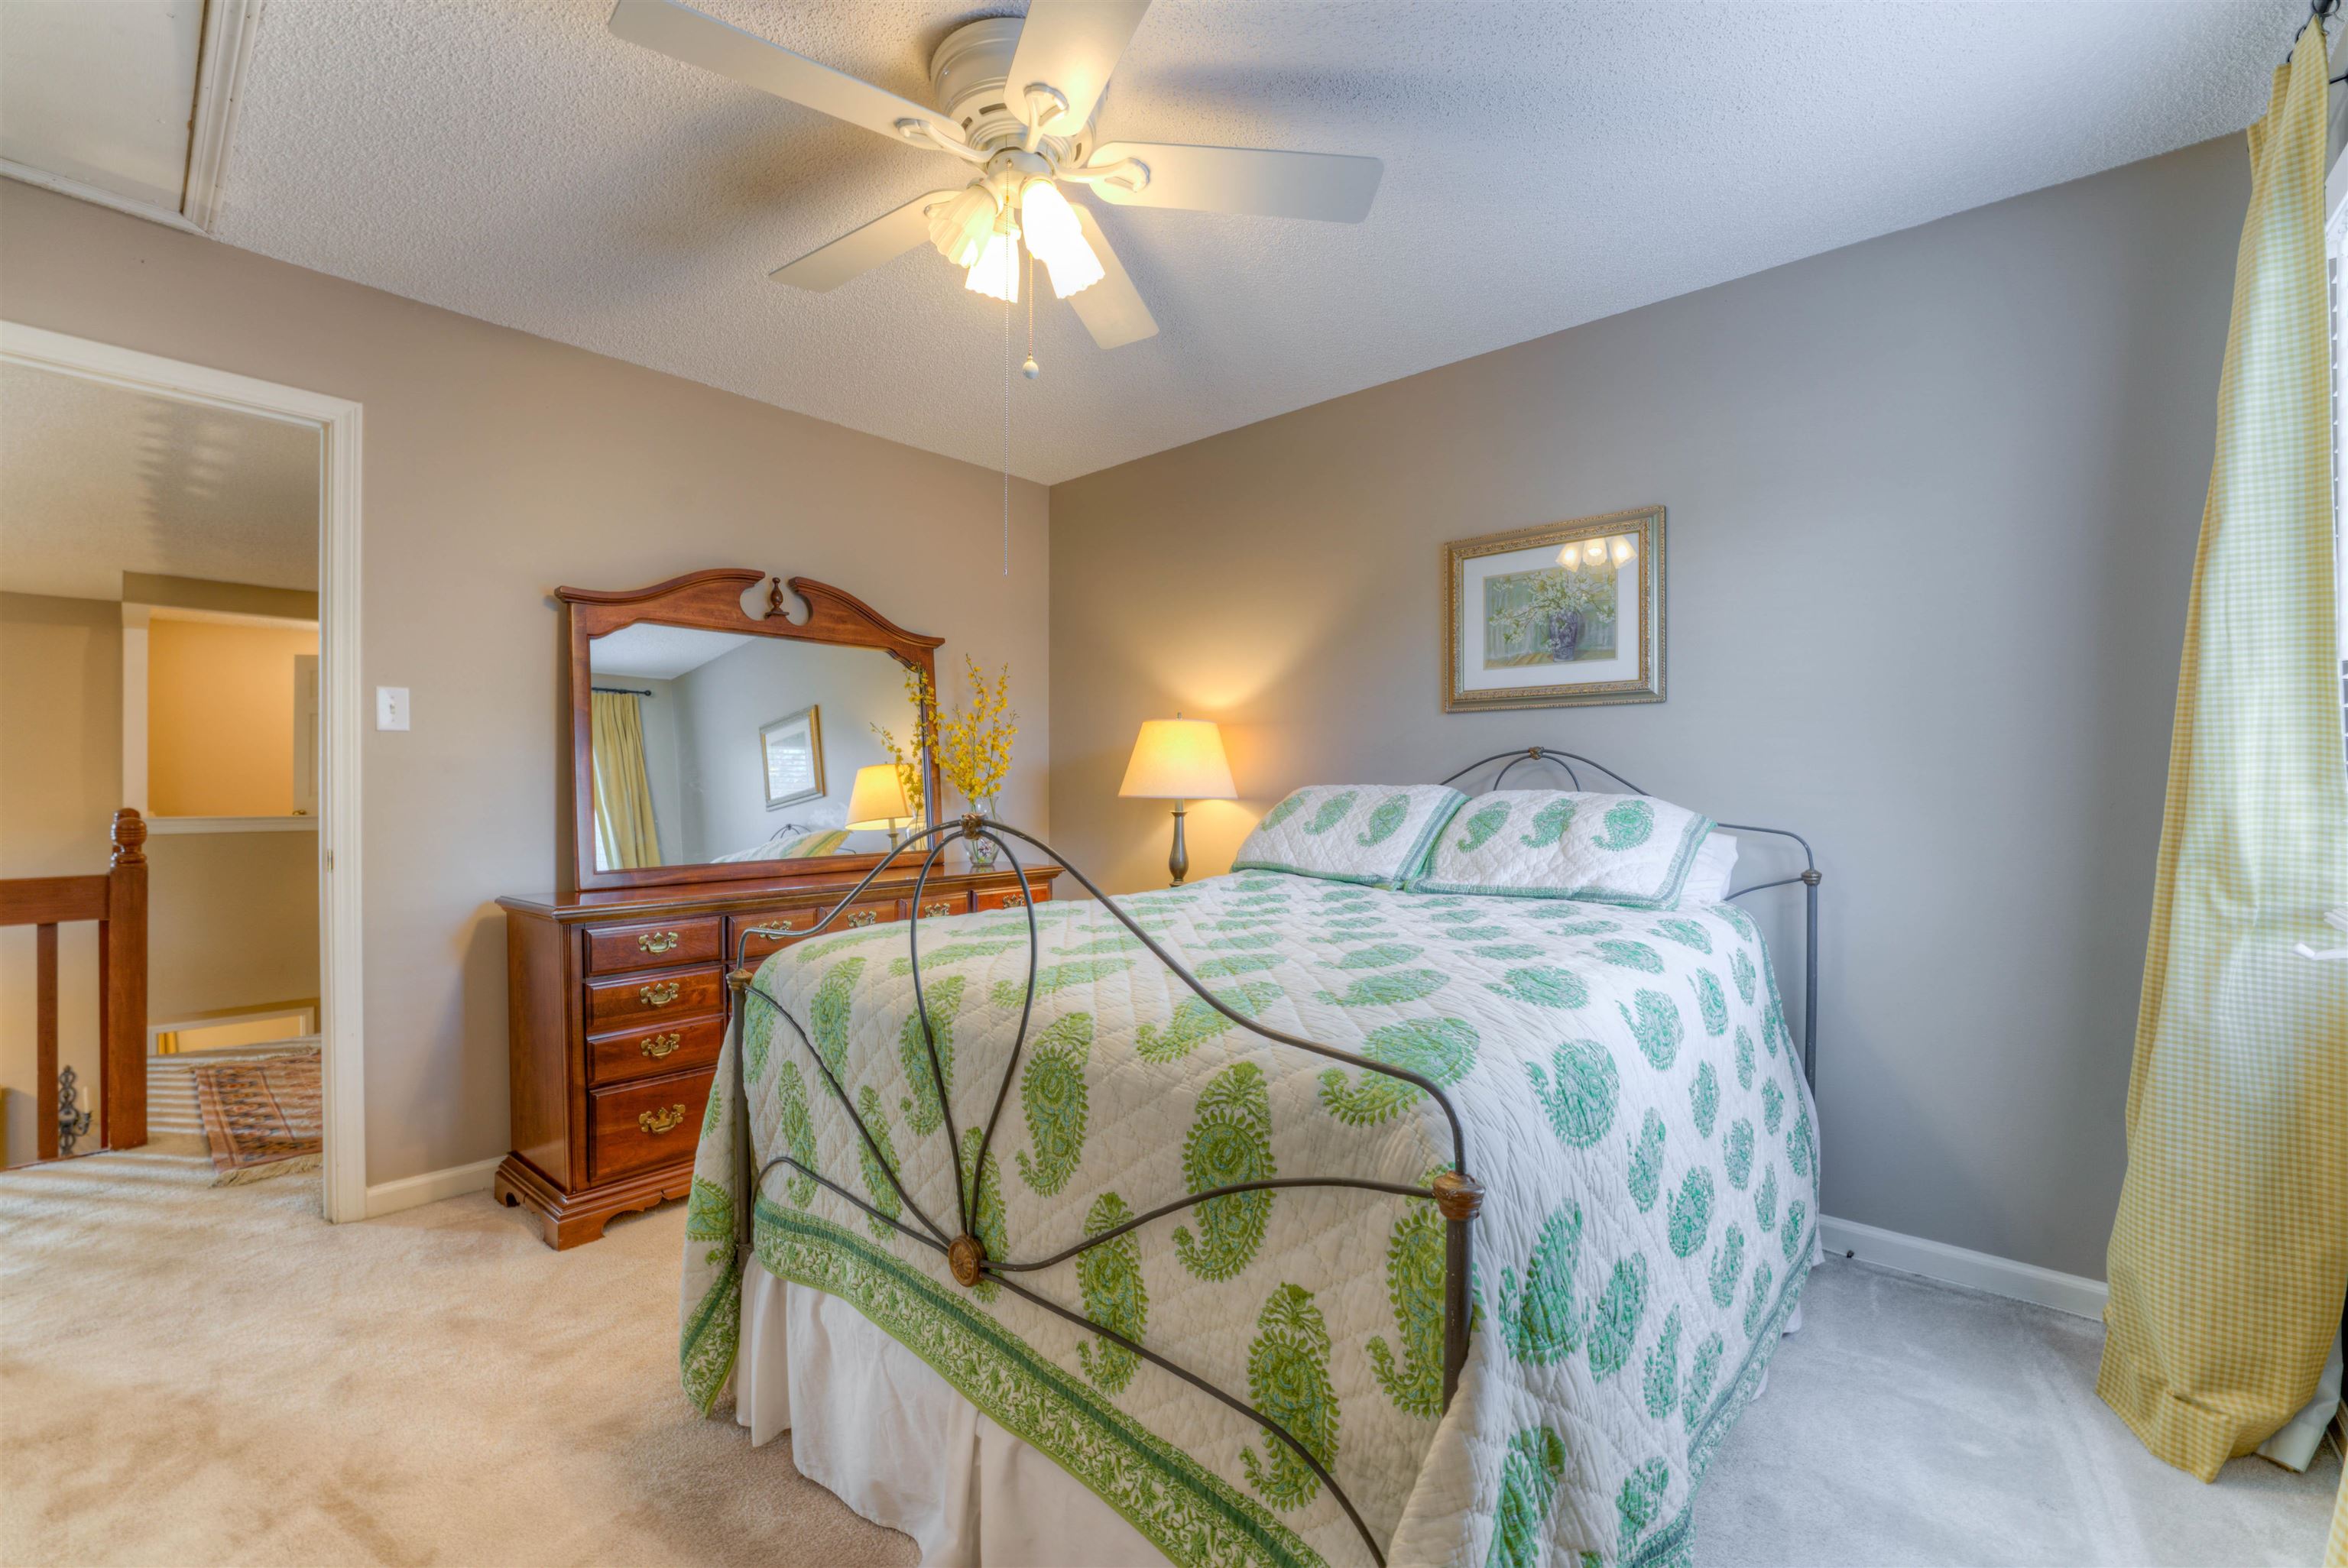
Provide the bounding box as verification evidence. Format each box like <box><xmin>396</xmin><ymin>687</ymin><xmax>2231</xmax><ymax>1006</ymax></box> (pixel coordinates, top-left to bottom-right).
<box><xmin>1046</xmin><ymin>137</ymin><xmax>2246</xmax><ymax>1281</ymax></box>
<box><xmin>669</xmin><ymin>637</ymin><xmax>909</xmax><ymax>861</ymax></box>
<box><xmin>2</xmin><ymin>178</ymin><xmax>1051</xmax><ymax>1188</ymax></box>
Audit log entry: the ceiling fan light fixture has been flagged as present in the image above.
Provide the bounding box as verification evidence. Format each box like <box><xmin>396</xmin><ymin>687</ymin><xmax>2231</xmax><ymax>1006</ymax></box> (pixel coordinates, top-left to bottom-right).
<box><xmin>1017</xmin><ymin>179</ymin><xmax>1104</xmax><ymax>299</ymax></box>
<box><xmin>965</xmin><ymin>216</ymin><xmax>1022</xmax><ymax>303</ymax></box>
<box><xmin>929</xmin><ymin>183</ymin><xmax>1000</xmax><ymax>270</ymax></box>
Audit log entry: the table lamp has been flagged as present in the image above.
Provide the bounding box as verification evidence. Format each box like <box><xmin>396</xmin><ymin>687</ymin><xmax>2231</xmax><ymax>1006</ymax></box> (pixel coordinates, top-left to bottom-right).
<box><xmin>845</xmin><ymin>763</ymin><xmax>914</xmax><ymax>845</ymax></box>
<box><xmin>1117</xmin><ymin>715</ymin><xmax>1236</xmax><ymax>886</ymax></box>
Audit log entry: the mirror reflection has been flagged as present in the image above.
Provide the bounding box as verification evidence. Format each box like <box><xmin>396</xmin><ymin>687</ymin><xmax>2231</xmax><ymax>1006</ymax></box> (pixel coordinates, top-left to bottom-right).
<box><xmin>588</xmin><ymin>624</ymin><xmax>923</xmax><ymax>871</ymax></box>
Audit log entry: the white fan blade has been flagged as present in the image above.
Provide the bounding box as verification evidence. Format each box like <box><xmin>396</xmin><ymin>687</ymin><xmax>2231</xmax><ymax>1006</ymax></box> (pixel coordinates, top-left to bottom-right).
<box><xmin>1086</xmin><ymin>141</ymin><xmax>1382</xmax><ymax>222</ymax></box>
<box><xmin>1006</xmin><ymin>0</ymin><xmax>1150</xmax><ymax>134</ymax></box>
<box><xmin>610</xmin><ymin>0</ymin><xmax>961</xmax><ymax>147</ymax></box>
<box><xmin>1068</xmin><ymin>204</ymin><xmax>1157</xmax><ymax>348</ymax></box>
<box><xmin>770</xmin><ymin>191</ymin><xmax>962</xmax><ymax>291</ymax></box>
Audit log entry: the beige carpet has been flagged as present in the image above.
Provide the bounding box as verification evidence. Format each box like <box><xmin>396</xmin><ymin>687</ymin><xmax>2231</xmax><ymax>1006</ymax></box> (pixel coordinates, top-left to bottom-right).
<box><xmin>2</xmin><ymin>1145</ymin><xmax>2334</xmax><ymax>1567</ymax></box>
<box><xmin>0</xmin><ymin>1147</ymin><xmax>913</xmax><ymax>1568</ymax></box>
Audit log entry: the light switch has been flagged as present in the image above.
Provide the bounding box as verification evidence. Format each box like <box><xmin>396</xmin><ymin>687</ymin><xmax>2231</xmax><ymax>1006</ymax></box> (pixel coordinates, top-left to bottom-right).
<box><xmin>376</xmin><ymin>686</ymin><xmax>410</xmax><ymax>731</ymax></box>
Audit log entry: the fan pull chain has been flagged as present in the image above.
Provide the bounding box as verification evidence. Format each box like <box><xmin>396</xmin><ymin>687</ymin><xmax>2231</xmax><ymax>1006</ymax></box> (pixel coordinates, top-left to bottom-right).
<box><xmin>1001</xmin><ymin>286</ymin><xmax>1011</xmax><ymax>577</ymax></box>
<box><xmin>1023</xmin><ymin>248</ymin><xmax>1038</xmax><ymax>380</ymax></box>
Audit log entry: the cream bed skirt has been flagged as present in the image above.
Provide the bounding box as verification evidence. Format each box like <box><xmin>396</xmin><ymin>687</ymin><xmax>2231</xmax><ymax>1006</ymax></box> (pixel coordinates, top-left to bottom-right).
<box><xmin>734</xmin><ymin>1259</ymin><xmax>1800</xmax><ymax>1565</ymax></box>
<box><xmin>734</xmin><ymin>1261</ymin><xmax>1167</xmax><ymax>1566</ymax></box>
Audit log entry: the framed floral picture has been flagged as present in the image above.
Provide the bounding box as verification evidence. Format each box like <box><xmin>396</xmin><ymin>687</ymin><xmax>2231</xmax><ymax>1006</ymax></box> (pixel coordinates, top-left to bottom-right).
<box><xmin>1442</xmin><ymin>504</ymin><xmax>1665</xmax><ymax>711</ymax></box>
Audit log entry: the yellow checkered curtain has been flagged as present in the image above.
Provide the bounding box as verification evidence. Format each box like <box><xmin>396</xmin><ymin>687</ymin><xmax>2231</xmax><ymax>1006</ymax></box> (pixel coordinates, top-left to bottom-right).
<box><xmin>590</xmin><ymin>691</ymin><xmax>663</xmax><ymax>871</ymax></box>
<box><xmin>2097</xmin><ymin>24</ymin><xmax>2348</xmax><ymax>1480</ymax></box>
<box><xmin>2330</xmin><ymin>1459</ymin><xmax>2347</xmax><ymax>1568</ymax></box>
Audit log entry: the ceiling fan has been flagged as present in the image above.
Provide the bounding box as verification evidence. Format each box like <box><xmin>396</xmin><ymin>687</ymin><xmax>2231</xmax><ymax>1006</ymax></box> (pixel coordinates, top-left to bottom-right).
<box><xmin>608</xmin><ymin>0</ymin><xmax>1384</xmax><ymax>348</ymax></box>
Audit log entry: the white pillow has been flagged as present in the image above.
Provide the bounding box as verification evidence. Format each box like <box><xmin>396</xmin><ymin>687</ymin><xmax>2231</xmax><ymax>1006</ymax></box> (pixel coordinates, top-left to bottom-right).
<box><xmin>1409</xmin><ymin>789</ymin><xmax>1716</xmax><ymax>908</ymax></box>
<box><xmin>1231</xmin><ymin>784</ymin><xmax>1467</xmax><ymax>887</ymax></box>
<box><xmin>1678</xmin><ymin>831</ymin><xmax>1738</xmax><ymax>904</ymax></box>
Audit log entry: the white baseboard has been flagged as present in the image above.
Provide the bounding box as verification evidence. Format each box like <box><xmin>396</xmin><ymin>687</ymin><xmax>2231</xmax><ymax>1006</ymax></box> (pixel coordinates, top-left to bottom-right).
<box><xmin>365</xmin><ymin>1155</ymin><xmax>501</xmax><ymax>1219</ymax></box>
<box><xmin>1820</xmin><ymin>1214</ymin><xmax>2109</xmax><ymax>1321</ymax></box>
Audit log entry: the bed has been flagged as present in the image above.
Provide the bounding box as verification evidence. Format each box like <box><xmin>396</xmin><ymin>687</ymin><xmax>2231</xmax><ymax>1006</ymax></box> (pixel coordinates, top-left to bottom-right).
<box><xmin>679</xmin><ymin>749</ymin><xmax>1821</xmax><ymax>1566</ymax></box>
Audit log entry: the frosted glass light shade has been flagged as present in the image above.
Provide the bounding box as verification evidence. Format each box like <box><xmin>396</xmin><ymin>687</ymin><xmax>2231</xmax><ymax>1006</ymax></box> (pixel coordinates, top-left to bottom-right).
<box><xmin>845</xmin><ymin>763</ymin><xmax>913</xmax><ymax>831</ymax></box>
<box><xmin>1118</xmin><ymin>718</ymin><xmax>1236</xmax><ymax>801</ymax></box>
<box><xmin>929</xmin><ymin>183</ymin><xmax>998</xmax><ymax>269</ymax></box>
<box><xmin>965</xmin><ymin>222</ymin><xmax>1021</xmax><ymax>303</ymax></box>
<box><xmin>1018</xmin><ymin>180</ymin><xmax>1104</xmax><ymax>298</ymax></box>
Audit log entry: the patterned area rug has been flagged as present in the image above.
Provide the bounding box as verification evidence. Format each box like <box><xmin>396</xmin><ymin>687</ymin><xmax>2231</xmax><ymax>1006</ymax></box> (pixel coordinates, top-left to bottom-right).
<box><xmin>186</xmin><ymin>1048</ymin><xmax>321</xmax><ymax>1186</ymax></box>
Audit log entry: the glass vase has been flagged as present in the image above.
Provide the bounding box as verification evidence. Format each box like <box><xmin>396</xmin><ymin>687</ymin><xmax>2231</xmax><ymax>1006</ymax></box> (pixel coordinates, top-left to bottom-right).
<box><xmin>965</xmin><ymin>799</ymin><xmax>1001</xmax><ymax>873</ymax></box>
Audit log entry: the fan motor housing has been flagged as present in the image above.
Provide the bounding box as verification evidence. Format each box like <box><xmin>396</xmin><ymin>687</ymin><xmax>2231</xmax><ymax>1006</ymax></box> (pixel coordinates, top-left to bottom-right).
<box><xmin>929</xmin><ymin>16</ymin><xmax>1091</xmax><ymax>161</ymax></box>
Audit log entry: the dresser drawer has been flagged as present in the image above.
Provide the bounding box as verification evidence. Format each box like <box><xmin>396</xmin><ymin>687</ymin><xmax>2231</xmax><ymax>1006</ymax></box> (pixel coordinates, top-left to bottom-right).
<box><xmin>586</xmin><ymin>1013</ymin><xmax>728</xmax><ymax>1087</ymax></box>
<box><xmin>731</xmin><ymin>899</ymin><xmax>904</xmax><ymax>962</ymax></box>
<box><xmin>588</xmin><ymin>1069</ymin><xmax>713</xmax><ymax>1184</ymax></box>
<box><xmin>584</xmin><ymin>964</ymin><xmax>726</xmax><ymax>1029</ymax></box>
<box><xmin>976</xmin><ymin>882</ymin><xmax>1049</xmax><ymax>913</ymax></box>
<box><xmin>585</xmin><ymin>916</ymin><xmax>723</xmax><ymax>976</ymax></box>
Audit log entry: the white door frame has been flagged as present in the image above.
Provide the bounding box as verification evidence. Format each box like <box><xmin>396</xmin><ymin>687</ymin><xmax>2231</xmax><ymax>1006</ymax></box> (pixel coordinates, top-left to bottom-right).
<box><xmin>2</xmin><ymin>321</ymin><xmax>368</xmax><ymax>1223</ymax></box>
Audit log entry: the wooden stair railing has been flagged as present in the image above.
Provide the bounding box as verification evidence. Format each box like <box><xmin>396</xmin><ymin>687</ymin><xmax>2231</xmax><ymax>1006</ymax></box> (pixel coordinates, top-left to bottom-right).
<box><xmin>2</xmin><ymin>810</ymin><xmax>148</xmax><ymax>1158</ymax></box>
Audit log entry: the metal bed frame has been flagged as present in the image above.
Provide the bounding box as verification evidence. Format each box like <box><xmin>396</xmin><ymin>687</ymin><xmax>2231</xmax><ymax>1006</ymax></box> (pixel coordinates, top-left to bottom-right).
<box><xmin>721</xmin><ymin>747</ymin><xmax>1821</xmax><ymax>1565</ymax></box>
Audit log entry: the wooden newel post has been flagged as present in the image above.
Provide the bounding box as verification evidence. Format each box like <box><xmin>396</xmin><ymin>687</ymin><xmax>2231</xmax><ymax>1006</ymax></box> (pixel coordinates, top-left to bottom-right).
<box><xmin>101</xmin><ymin>808</ymin><xmax>148</xmax><ymax>1150</ymax></box>
<box><xmin>1433</xmin><ymin>1168</ymin><xmax>1484</xmax><ymax>1410</ymax></box>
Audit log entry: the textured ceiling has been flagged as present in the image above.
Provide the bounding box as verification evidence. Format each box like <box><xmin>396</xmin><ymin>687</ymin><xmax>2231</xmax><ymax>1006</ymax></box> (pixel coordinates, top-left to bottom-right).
<box><xmin>589</xmin><ymin>620</ymin><xmax>755</xmax><ymax>679</ymax></box>
<box><xmin>212</xmin><ymin>0</ymin><xmax>2304</xmax><ymax>484</ymax></box>
<box><xmin>0</xmin><ymin>363</ymin><xmax>320</xmax><ymax>601</ymax></box>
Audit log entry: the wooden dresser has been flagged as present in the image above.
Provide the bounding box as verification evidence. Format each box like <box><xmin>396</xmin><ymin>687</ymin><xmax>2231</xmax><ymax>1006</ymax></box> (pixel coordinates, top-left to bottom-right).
<box><xmin>497</xmin><ymin>565</ymin><xmax>1051</xmax><ymax>1249</ymax></box>
<box><xmin>495</xmin><ymin>863</ymin><xmax>1058</xmax><ymax>1248</ymax></box>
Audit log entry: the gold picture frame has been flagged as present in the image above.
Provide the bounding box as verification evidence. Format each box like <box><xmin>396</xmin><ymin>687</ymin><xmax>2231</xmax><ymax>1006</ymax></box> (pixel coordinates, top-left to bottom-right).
<box><xmin>760</xmin><ymin>703</ymin><xmax>825</xmax><ymax>810</ymax></box>
<box><xmin>1442</xmin><ymin>505</ymin><xmax>1665</xmax><ymax>711</ymax></box>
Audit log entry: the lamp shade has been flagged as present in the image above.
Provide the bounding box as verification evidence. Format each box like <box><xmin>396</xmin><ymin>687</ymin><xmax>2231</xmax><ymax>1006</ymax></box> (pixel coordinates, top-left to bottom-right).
<box><xmin>1118</xmin><ymin>718</ymin><xmax>1236</xmax><ymax>801</ymax></box>
<box><xmin>845</xmin><ymin>763</ymin><xmax>913</xmax><ymax>831</ymax></box>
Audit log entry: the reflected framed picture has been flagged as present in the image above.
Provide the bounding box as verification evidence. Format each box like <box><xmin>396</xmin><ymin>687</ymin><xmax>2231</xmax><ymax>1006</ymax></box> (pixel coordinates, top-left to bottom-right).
<box><xmin>761</xmin><ymin>704</ymin><xmax>825</xmax><ymax>809</ymax></box>
<box><xmin>1442</xmin><ymin>504</ymin><xmax>1665</xmax><ymax>711</ymax></box>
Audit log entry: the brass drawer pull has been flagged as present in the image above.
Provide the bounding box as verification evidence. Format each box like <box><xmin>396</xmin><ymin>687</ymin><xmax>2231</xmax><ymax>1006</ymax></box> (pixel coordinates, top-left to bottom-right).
<box><xmin>637</xmin><ymin>1103</ymin><xmax>686</xmax><ymax>1135</ymax></box>
<box><xmin>921</xmin><ymin>900</ymin><xmax>957</xmax><ymax>918</ymax></box>
<box><xmin>637</xmin><ymin>930</ymin><xmax>682</xmax><ymax>954</ymax></box>
<box><xmin>846</xmin><ymin>909</ymin><xmax>880</xmax><ymax>928</ymax></box>
<box><xmin>639</xmin><ymin>1032</ymin><xmax>683</xmax><ymax>1060</ymax></box>
<box><xmin>1000</xmin><ymin>893</ymin><xmax>1027</xmax><ymax>909</ymax></box>
<box><xmin>638</xmin><ymin>980</ymin><xmax>682</xmax><ymax>1007</ymax></box>
<box><xmin>746</xmin><ymin>919</ymin><xmax>801</xmax><ymax>940</ymax></box>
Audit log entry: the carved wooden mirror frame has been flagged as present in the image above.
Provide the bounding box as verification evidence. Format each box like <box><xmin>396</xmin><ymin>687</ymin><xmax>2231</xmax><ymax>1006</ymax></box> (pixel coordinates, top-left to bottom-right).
<box><xmin>558</xmin><ymin>568</ymin><xmax>942</xmax><ymax>893</ymax></box>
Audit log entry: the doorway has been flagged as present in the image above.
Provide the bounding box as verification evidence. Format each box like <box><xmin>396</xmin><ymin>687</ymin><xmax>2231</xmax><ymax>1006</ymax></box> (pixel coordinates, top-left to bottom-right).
<box><xmin>0</xmin><ymin>322</ymin><xmax>365</xmax><ymax>1221</ymax></box>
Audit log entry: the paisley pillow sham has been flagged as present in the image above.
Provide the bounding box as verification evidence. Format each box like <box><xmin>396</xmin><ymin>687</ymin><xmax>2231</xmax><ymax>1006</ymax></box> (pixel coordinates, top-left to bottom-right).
<box><xmin>1229</xmin><ymin>783</ymin><xmax>1467</xmax><ymax>886</ymax></box>
<box><xmin>1409</xmin><ymin>788</ymin><xmax>1717</xmax><ymax>907</ymax></box>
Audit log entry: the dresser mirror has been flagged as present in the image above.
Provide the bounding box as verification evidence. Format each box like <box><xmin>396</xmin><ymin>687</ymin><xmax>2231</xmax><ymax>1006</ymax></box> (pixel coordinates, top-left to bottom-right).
<box><xmin>559</xmin><ymin>569</ymin><xmax>942</xmax><ymax>893</ymax></box>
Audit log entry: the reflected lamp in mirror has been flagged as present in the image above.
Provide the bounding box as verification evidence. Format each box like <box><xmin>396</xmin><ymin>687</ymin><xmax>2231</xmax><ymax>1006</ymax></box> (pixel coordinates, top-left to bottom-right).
<box><xmin>1117</xmin><ymin>716</ymin><xmax>1236</xmax><ymax>888</ymax></box>
<box><xmin>845</xmin><ymin>763</ymin><xmax>915</xmax><ymax>844</ymax></box>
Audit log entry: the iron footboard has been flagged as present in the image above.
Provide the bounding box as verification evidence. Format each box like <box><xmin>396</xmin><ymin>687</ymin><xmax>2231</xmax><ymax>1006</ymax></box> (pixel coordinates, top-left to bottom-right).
<box><xmin>722</xmin><ymin>815</ymin><xmax>1474</xmax><ymax>1567</ymax></box>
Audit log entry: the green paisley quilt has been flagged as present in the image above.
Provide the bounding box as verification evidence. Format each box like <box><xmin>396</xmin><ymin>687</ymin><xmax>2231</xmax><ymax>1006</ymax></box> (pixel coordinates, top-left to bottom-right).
<box><xmin>679</xmin><ymin>870</ymin><xmax>1817</xmax><ymax>1567</ymax></box>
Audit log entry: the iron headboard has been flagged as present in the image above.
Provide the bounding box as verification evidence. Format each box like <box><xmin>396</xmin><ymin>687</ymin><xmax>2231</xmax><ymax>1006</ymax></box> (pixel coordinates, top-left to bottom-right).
<box><xmin>1438</xmin><ymin>745</ymin><xmax>1821</xmax><ymax>1093</ymax></box>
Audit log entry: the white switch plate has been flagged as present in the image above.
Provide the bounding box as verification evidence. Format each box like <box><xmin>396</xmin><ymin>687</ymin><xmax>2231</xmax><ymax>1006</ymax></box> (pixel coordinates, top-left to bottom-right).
<box><xmin>376</xmin><ymin>686</ymin><xmax>410</xmax><ymax>731</ymax></box>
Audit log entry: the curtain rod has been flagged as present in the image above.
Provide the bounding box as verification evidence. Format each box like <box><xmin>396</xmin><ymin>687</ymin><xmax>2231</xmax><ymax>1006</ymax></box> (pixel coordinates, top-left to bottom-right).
<box><xmin>592</xmin><ymin>685</ymin><xmax>653</xmax><ymax>697</ymax></box>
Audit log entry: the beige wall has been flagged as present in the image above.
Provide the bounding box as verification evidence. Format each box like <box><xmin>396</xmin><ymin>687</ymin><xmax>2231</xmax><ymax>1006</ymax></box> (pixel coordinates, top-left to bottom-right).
<box><xmin>0</xmin><ymin>591</ymin><xmax>320</xmax><ymax>1165</ymax></box>
<box><xmin>1048</xmin><ymin>138</ymin><xmax>2246</xmax><ymax>1282</ymax></box>
<box><xmin>0</xmin><ymin>178</ymin><xmax>1051</xmax><ymax>1187</ymax></box>
<box><xmin>148</xmin><ymin>616</ymin><xmax>318</xmax><ymax>817</ymax></box>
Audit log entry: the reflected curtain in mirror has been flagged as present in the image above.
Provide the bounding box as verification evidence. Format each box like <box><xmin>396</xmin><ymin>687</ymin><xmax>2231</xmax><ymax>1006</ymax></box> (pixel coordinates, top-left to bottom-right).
<box><xmin>591</xmin><ymin>690</ymin><xmax>662</xmax><ymax>871</ymax></box>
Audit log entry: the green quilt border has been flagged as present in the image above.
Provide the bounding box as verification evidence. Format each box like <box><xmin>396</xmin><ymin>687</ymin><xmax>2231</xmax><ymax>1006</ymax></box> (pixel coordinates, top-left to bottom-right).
<box><xmin>754</xmin><ymin>1200</ymin><xmax>1328</xmax><ymax>1568</ymax></box>
<box><xmin>1623</xmin><ymin>1226</ymin><xmax>1814</xmax><ymax>1568</ymax></box>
